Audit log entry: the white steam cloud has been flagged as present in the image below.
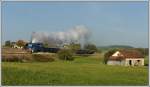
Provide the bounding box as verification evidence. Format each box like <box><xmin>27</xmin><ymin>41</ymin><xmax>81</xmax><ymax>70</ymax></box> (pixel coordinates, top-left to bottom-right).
<box><xmin>31</xmin><ymin>25</ymin><xmax>91</xmax><ymax>49</ymax></box>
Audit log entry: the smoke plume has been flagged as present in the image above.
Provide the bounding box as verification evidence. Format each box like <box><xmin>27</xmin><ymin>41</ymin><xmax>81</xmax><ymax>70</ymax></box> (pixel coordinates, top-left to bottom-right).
<box><xmin>31</xmin><ymin>25</ymin><xmax>91</xmax><ymax>49</ymax></box>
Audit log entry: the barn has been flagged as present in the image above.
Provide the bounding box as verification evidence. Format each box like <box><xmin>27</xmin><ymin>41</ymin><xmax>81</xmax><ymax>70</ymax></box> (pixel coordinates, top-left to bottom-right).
<box><xmin>107</xmin><ymin>49</ymin><xmax>144</xmax><ymax>66</ymax></box>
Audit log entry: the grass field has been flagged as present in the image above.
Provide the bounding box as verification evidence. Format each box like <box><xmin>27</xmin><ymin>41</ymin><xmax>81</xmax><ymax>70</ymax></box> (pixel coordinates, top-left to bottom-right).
<box><xmin>2</xmin><ymin>54</ymin><xmax>148</xmax><ymax>86</ymax></box>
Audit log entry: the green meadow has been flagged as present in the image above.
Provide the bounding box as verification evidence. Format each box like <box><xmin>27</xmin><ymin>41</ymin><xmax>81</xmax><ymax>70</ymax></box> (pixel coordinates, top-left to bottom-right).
<box><xmin>2</xmin><ymin>55</ymin><xmax>148</xmax><ymax>86</ymax></box>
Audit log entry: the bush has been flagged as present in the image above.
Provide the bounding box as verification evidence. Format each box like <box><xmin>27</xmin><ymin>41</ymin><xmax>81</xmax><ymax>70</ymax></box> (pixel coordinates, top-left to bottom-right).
<box><xmin>58</xmin><ymin>49</ymin><xmax>74</xmax><ymax>61</ymax></box>
<box><xmin>32</xmin><ymin>54</ymin><xmax>55</xmax><ymax>62</ymax></box>
<box><xmin>2</xmin><ymin>53</ymin><xmax>55</xmax><ymax>62</ymax></box>
<box><xmin>2</xmin><ymin>55</ymin><xmax>21</xmax><ymax>62</ymax></box>
<box><xmin>2</xmin><ymin>54</ymin><xmax>32</xmax><ymax>62</ymax></box>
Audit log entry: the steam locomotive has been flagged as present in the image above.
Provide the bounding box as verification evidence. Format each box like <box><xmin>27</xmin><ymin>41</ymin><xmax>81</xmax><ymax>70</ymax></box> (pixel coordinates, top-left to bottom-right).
<box><xmin>24</xmin><ymin>43</ymin><xmax>95</xmax><ymax>54</ymax></box>
<box><xmin>24</xmin><ymin>43</ymin><xmax>60</xmax><ymax>53</ymax></box>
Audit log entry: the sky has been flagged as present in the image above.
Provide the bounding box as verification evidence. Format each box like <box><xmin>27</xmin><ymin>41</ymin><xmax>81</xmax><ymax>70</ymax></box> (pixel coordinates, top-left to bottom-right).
<box><xmin>2</xmin><ymin>1</ymin><xmax>148</xmax><ymax>48</ymax></box>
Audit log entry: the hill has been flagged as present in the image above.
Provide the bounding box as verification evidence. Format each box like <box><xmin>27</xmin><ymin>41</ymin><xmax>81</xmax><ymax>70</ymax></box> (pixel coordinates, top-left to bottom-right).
<box><xmin>97</xmin><ymin>45</ymin><xmax>134</xmax><ymax>52</ymax></box>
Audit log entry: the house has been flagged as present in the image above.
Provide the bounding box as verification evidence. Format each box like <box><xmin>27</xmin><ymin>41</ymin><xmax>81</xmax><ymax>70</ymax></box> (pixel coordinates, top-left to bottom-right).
<box><xmin>11</xmin><ymin>42</ymin><xmax>23</xmax><ymax>49</ymax></box>
<box><xmin>13</xmin><ymin>44</ymin><xmax>23</xmax><ymax>49</ymax></box>
<box><xmin>107</xmin><ymin>49</ymin><xmax>144</xmax><ymax>66</ymax></box>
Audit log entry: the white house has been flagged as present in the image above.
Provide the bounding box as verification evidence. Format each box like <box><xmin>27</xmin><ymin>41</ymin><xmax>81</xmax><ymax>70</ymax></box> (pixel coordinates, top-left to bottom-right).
<box><xmin>107</xmin><ymin>50</ymin><xmax>144</xmax><ymax>66</ymax></box>
<box><xmin>12</xmin><ymin>44</ymin><xmax>23</xmax><ymax>49</ymax></box>
<box><xmin>11</xmin><ymin>42</ymin><xmax>23</xmax><ymax>49</ymax></box>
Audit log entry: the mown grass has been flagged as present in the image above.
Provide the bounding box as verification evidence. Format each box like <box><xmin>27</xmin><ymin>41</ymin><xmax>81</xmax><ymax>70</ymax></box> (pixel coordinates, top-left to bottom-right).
<box><xmin>2</xmin><ymin>55</ymin><xmax>148</xmax><ymax>86</ymax></box>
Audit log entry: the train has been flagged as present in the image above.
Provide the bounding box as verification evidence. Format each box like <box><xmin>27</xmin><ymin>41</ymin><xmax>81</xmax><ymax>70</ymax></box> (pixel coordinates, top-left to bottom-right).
<box><xmin>24</xmin><ymin>43</ymin><xmax>60</xmax><ymax>53</ymax></box>
<box><xmin>75</xmin><ymin>49</ymin><xmax>95</xmax><ymax>54</ymax></box>
<box><xmin>24</xmin><ymin>42</ymin><xmax>95</xmax><ymax>54</ymax></box>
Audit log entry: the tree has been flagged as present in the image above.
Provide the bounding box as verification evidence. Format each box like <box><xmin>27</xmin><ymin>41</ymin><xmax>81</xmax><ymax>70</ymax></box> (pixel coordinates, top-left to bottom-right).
<box><xmin>84</xmin><ymin>44</ymin><xmax>97</xmax><ymax>51</ymax></box>
<box><xmin>16</xmin><ymin>40</ymin><xmax>26</xmax><ymax>47</ymax></box>
<box><xmin>58</xmin><ymin>49</ymin><xmax>74</xmax><ymax>61</ymax></box>
<box><xmin>69</xmin><ymin>43</ymin><xmax>81</xmax><ymax>52</ymax></box>
<box><xmin>5</xmin><ymin>40</ymin><xmax>11</xmax><ymax>47</ymax></box>
<box><xmin>144</xmin><ymin>48</ymin><xmax>149</xmax><ymax>56</ymax></box>
<box><xmin>43</xmin><ymin>43</ymin><xmax>49</xmax><ymax>48</ymax></box>
<box><xmin>104</xmin><ymin>49</ymin><xmax>118</xmax><ymax>64</ymax></box>
<box><xmin>133</xmin><ymin>48</ymin><xmax>149</xmax><ymax>56</ymax></box>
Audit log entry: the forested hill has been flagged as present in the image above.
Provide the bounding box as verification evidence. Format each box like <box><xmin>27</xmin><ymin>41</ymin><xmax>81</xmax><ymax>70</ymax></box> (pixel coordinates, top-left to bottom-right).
<box><xmin>107</xmin><ymin>45</ymin><xmax>134</xmax><ymax>48</ymax></box>
<box><xmin>97</xmin><ymin>45</ymin><xmax>134</xmax><ymax>51</ymax></box>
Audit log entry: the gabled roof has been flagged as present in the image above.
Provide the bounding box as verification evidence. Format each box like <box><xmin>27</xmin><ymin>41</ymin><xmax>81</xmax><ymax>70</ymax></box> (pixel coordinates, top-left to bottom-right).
<box><xmin>109</xmin><ymin>49</ymin><xmax>144</xmax><ymax>60</ymax></box>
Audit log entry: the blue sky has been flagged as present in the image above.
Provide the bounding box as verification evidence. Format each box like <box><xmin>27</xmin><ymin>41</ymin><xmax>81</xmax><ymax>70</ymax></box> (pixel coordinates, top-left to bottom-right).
<box><xmin>2</xmin><ymin>1</ymin><xmax>148</xmax><ymax>48</ymax></box>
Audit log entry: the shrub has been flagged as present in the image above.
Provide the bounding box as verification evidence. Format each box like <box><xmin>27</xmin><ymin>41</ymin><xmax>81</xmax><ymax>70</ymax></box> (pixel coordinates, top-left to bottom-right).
<box><xmin>2</xmin><ymin>54</ymin><xmax>21</xmax><ymax>62</ymax></box>
<box><xmin>2</xmin><ymin>53</ymin><xmax>55</xmax><ymax>62</ymax></box>
<box><xmin>58</xmin><ymin>49</ymin><xmax>74</xmax><ymax>61</ymax></box>
<box><xmin>32</xmin><ymin>54</ymin><xmax>55</xmax><ymax>62</ymax></box>
<box><xmin>2</xmin><ymin>54</ymin><xmax>32</xmax><ymax>62</ymax></box>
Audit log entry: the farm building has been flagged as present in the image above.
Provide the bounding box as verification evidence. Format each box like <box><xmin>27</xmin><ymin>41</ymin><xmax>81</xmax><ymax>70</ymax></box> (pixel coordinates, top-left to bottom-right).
<box><xmin>12</xmin><ymin>44</ymin><xmax>23</xmax><ymax>49</ymax></box>
<box><xmin>107</xmin><ymin>50</ymin><xmax>144</xmax><ymax>66</ymax></box>
<box><xmin>11</xmin><ymin>42</ymin><xmax>23</xmax><ymax>49</ymax></box>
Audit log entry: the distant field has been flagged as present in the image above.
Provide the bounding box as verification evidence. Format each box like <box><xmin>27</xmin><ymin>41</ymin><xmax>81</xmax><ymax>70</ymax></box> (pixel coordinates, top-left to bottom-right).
<box><xmin>2</xmin><ymin>55</ymin><xmax>148</xmax><ymax>86</ymax></box>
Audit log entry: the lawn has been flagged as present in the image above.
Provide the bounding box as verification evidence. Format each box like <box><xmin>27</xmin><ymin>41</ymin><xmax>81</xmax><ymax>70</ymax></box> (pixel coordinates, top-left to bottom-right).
<box><xmin>2</xmin><ymin>55</ymin><xmax>148</xmax><ymax>86</ymax></box>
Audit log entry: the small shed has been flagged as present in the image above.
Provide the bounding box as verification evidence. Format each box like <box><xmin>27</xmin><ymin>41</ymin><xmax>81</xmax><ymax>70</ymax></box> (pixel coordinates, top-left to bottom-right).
<box><xmin>107</xmin><ymin>49</ymin><xmax>144</xmax><ymax>66</ymax></box>
<box><xmin>12</xmin><ymin>42</ymin><xmax>23</xmax><ymax>49</ymax></box>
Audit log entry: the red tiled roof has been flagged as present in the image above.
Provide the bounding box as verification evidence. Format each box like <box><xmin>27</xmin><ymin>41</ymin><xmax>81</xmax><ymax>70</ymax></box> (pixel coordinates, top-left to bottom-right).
<box><xmin>109</xmin><ymin>49</ymin><xmax>144</xmax><ymax>60</ymax></box>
